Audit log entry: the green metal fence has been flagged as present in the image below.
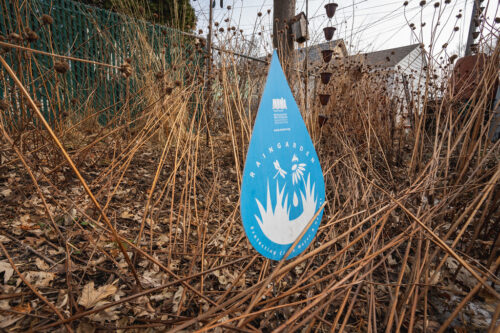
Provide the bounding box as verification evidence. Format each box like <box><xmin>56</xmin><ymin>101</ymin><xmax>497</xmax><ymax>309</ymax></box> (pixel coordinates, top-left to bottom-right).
<box><xmin>0</xmin><ymin>0</ymin><xmax>200</xmax><ymax>128</ymax></box>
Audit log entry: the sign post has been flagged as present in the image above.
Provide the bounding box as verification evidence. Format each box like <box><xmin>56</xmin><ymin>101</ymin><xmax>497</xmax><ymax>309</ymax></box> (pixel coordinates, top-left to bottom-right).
<box><xmin>241</xmin><ymin>51</ymin><xmax>325</xmax><ymax>260</ymax></box>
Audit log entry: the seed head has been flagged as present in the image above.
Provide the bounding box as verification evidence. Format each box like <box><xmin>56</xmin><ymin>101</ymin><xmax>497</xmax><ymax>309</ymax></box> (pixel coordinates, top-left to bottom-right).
<box><xmin>24</xmin><ymin>28</ymin><xmax>38</xmax><ymax>42</ymax></box>
<box><xmin>0</xmin><ymin>99</ymin><xmax>9</xmax><ymax>111</ymax></box>
<box><xmin>119</xmin><ymin>62</ymin><xmax>132</xmax><ymax>78</ymax></box>
<box><xmin>403</xmin><ymin>1</ymin><xmax>409</xmax><ymax>6</ymax></box>
<box><xmin>434</xmin><ymin>2</ymin><xmax>439</xmax><ymax>8</ymax></box>
<box><xmin>257</xmin><ymin>12</ymin><xmax>262</xmax><ymax>17</ymax></box>
<box><xmin>155</xmin><ymin>71</ymin><xmax>164</xmax><ymax>80</ymax></box>
<box><xmin>419</xmin><ymin>1</ymin><xmax>426</xmax><ymax>6</ymax></box>
<box><xmin>40</xmin><ymin>14</ymin><xmax>54</xmax><ymax>25</ymax></box>
<box><xmin>8</xmin><ymin>32</ymin><xmax>22</xmax><ymax>42</ymax></box>
<box><xmin>54</xmin><ymin>61</ymin><xmax>69</xmax><ymax>74</ymax></box>
<box><xmin>453</xmin><ymin>26</ymin><xmax>459</xmax><ymax>31</ymax></box>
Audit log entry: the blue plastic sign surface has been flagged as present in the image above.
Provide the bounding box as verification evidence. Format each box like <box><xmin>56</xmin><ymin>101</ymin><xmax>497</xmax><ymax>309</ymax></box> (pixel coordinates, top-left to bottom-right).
<box><xmin>241</xmin><ymin>51</ymin><xmax>325</xmax><ymax>260</ymax></box>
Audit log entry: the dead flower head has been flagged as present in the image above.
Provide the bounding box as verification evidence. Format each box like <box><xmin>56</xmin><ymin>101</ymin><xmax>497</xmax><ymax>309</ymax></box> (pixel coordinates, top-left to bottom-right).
<box><xmin>0</xmin><ymin>99</ymin><xmax>10</xmax><ymax>111</ymax></box>
<box><xmin>23</xmin><ymin>28</ymin><xmax>39</xmax><ymax>42</ymax></box>
<box><xmin>40</xmin><ymin>14</ymin><xmax>54</xmax><ymax>25</ymax></box>
<box><xmin>155</xmin><ymin>71</ymin><xmax>165</xmax><ymax>80</ymax></box>
<box><xmin>119</xmin><ymin>62</ymin><xmax>133</xmax><ymax>78</ymax></box>
<box><xmin>54</xmin><ymin>61</ymin><xmax>69</xmax><ymax>74</ymax></box>
<box><xmin>8</xmin><ymin>32</ymin><xmax>22</xmax><ymax>42</ymax></box>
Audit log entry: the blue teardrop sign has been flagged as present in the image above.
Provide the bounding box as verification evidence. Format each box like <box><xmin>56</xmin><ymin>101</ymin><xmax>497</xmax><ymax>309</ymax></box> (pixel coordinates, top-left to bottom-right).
<box><xmin>241</xmin><ymin>51</ymin><xmax>325</xmax><ymax>260</ymax></box>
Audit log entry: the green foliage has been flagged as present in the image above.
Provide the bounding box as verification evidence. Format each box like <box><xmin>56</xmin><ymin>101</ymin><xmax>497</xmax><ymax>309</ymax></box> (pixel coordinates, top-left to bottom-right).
<box><xmin>75</xmin><ymin>0</ymin><xmax>196</xmax><ymax>31</ymax></box>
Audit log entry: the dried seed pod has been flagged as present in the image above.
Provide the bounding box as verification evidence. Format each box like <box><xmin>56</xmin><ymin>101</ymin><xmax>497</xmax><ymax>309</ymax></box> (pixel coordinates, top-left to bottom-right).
<box><xmin>24</xmin><ymin>28</ymin><xmax>38</xmax><ymax>42</ymax></box>
<box><xmin>155</xmin><ymin>71</ymin><xmax>165</xmax><ymax>80</ymax></box>
<box><xmin>165</xmin><ymin>87</ymin><xmax>173</xmax><ymax>95</ymax></box>
<box><xmin>54</xmin><ymin>61</ymin><xmax>69</xmax><ymax>74</ymax></box>
<box><xmin>40</xmin><ymin>14</ymin><xmax>54</xmax><ymax>25</ymax></box>
<box><xmin>8</xmin><ymin>32</ymin><xmax>22</xmax><ymax>42</ymax></box>
<box><xmin>0</xmin><ymin>99</ymin><xmax>9</xmax><ymax>111</ymax></box>
<box><xmin>125</xmin><ymin>57</ymin><xmax>132</xmax><ymax>64</ymax></box>
<box><xmin>403</xmin><ymin>1</ymin><xmax>409</xmax><ymax>6</ymax></box>
<box><xmin>419</xmin><ymin>1</ymin><xmax>426</xmax><ymax>6</ymax></box>
<box><xmin>174</xmin><ymin>80</ymin><xmax>181</xmax><ymax>87</ymax></box>
<box><xmin>119</xmin><ymin>62</ymin><xmax>132</xmax><ymax>78</ymax></box>
<box><xmin>434</xmin><ymin>2</ymin><xmax>439</xmax><ymax>8</ymax></box>
<box><xmin>198</xmin><ymin>29</ymin><xmax>203</xmax><ymax>34</ymax></box>
<box><xmin>70</xmin><ymin>98</ymin><xmax>78</xmax><ymax>105</ymax></box>
<box><xmin>257</xmin><ymin>12</ymin><xmax>262</xmax><ymax>17</ymax></box>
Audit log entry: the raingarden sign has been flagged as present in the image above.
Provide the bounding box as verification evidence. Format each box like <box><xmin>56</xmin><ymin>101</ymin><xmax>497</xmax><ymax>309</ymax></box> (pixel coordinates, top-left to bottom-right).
<box><xmin>240</xmin><ymin>51</ymin><xmax>325</xmax><ymax>260</ymax></box>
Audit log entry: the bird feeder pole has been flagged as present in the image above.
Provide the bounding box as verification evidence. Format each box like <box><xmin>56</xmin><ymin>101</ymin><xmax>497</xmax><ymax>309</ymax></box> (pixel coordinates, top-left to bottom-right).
<box><xmin>205</xmin><ymin>0</ymin><xmax>214</xmax><ymax>145</ymax></box>
<box><xmin>304</xmin><ymin>0</ymin><xmax>309</xmax><ymax>114</ymax></box>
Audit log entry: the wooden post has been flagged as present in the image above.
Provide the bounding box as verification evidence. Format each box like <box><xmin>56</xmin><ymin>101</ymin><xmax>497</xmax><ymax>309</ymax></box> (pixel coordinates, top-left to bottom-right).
<box><xmin>273</xmin><ymin>0</ymin><xmax>296</xmax><ymax>69</ymax></box>
<box><xmin>205</xmin><ymin>0</ymin><xmax>214</xmax><ymax>145</ymax></box>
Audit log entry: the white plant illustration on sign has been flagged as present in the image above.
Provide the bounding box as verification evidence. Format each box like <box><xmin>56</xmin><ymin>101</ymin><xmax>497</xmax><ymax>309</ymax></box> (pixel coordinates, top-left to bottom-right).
<box><xmin>254</xmin><ymin>173</ymin><xmax>317</xmax><ymax>245</ymax></box>
<box><xmin>273</xmin><ymin>160</ymin><xmax>287</xmax><ymax>179</ymax></box>
<box><xmin>291</xmin><ymin>154</ymin><xmax>307</xmax><ymax>206</ymax></box>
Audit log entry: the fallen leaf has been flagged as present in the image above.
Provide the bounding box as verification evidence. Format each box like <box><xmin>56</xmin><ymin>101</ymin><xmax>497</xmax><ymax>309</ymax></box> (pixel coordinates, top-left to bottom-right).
<box><xmin>0</xmin><ymin>314</ymin><xmax>23</xmax><ymax>329</ymax></box>
<box><xmin>120</xmin><ymin>210</ymin><xmax>133</xmax><ymax>219</ymax></box>
<box><xmin>23</xmin><ymin>271</ymin><xmax>55</xmax><ymax>287</ymax></box>
<box><xmin>88</xmin><ymin>300</ymin><xmax>119</xmax><ymax>322</ymax></box>
<box><xmin>0</xmin><ymin>188</ymin><xmax>12</xmax><ymax>197</ymax></box>
<box><xmin>0</xmin><ymin>261</ymin><xmax>14</xmax><ymax>284</ymax></box>
<box><xmin>78</xmin><ymin>282</ymin><xmax>117</xmax><ymax>308</ymax></box>
<box><xmin>12</xmin><ymin>302</ymin><xmax>32</xmax><ymax>313</ymax></box>
<box><xmin>35</xmin><ymin>258</ymin><xmax>50</xmax><ymax>271</ymax></box>
<box><xmin>172</xmin><ymin>286</ymin><xmax>184</xmax><ymax>312</ymax></box>
<box><xmin>76</xmin><ymin>321</ymin><xmax>96</xmax><ymax>333</ymax></box>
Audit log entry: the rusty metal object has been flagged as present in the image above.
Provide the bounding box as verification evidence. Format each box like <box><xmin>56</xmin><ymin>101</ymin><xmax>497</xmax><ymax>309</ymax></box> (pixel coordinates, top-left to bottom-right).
<box><xmin>320</xmin><ymin>72</ymin><xmax>332</xmax><ymax>84</ymax></box>
<box><xmin>323</xmin><ymin>26</ymin><xmax>336</xmax><ymax>41</ymax></box>
<box><xmin>318</xmin><ymin>93</ymin><xmax>330</xmax><ymax>106</ymax></box>
<box><xmin>450</xmin><ymin>54</ymin><xmax>498</xmax><ymax>102</ymax></box>
<box><xmin>324</xmin><ymin>3</ymin><xmax>338</xmax><ymax>18</ymax></box>
<box><xmin>321</xmin><ymin>49</ymin><xmax>333</xmax><ymax>63</ymax></box>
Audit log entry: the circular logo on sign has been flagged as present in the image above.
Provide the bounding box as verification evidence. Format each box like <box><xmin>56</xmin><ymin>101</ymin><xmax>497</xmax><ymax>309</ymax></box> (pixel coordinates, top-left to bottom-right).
<box><xmin>241</xmin><ymin>139</ymin><xmax>324</xmax><ymax>260</ymax></box>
